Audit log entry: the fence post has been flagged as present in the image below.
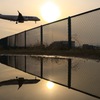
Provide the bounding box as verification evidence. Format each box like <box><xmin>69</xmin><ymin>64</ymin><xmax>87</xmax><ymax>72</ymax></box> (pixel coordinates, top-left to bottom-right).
<box><xmin>14</xmin><ymin>34</ymin><xmax>16</xmax><ymax>48</ymax></box>
<box><xmin>40</xmin><ymin>58</ymin><xmax>43</xmax><ymax>78</ymax></box>
<box><xmin>7</xmin><ymin>37</ymin><xmax>9</xmax><ymax>48</ymax></box>
<box><xmin>68</xmin><ymin>59</ymin><xmax>72</xmax><ymax>88</ymax></box>
<box><xmin>68</xmin><ymin>17</ymin><xmax>72</xmax><ymax>49</ymax></box>
<box><xmin>14</xmin><ymin>56</ymin><xmax>17</xmax><ymax>68</ymax></box>
<box><xmin>24</xmin><ymin>31</ymin><xmax>26</xmax><ymax>48</ymax></box>
<box><xmin>25</xmin><ymin>56</ymin><xmax>26</xmax><ymax>72</ymax></box>
<box><xmin>40</xmin><ymin>25</ymin><xmax>43</xmax><ymax>47</ymax></box>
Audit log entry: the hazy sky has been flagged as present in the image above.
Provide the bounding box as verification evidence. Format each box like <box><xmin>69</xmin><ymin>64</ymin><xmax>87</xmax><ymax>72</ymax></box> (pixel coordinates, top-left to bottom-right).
<box><xmin>0</xmin><ymin>0</ymin><xmax>100</xmax><ymax>38</ymax></box>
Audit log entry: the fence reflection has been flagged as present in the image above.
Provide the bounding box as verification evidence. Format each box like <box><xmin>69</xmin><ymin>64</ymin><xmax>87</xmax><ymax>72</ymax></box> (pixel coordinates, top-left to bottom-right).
<box><xmin>0</xmin><ymin>55</ymin><xmax>100</xmax><ymax>99</ymax></box>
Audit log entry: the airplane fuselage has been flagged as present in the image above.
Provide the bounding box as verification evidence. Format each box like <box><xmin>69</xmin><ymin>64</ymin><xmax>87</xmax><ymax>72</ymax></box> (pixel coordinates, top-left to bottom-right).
<box><xmin>0</xmin><ymin>14</ymin><xmax>17</xmax><ymax>21</ymax></box>
<box><xmin>0</xmin><ymin>78</ymin><xmax>40</xmax><ymax>86</ymax></box>
<box><xmin>0</xmin><ymin>11</ymin><xmax>40</xmax><ymax>24</ymax></box>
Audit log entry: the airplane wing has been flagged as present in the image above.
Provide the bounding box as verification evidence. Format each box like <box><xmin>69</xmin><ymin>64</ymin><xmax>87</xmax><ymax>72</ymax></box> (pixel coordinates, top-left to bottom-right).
<box><xmin>0</xmin><ymin>77</ymin><xmax>40</xmax><ymax>89</ymax></box>
<box><xmin>0</xmin><ymin>11</ymin><xmax>24</xmax><ymax>24</ymax></box>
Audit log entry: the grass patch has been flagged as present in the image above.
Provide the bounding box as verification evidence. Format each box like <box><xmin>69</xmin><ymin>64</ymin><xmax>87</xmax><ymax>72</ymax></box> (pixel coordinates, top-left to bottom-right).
<box><xmin>0</xmin><ymin>48</ymin><xmax>100</xmax><ymax>60</ymax></box>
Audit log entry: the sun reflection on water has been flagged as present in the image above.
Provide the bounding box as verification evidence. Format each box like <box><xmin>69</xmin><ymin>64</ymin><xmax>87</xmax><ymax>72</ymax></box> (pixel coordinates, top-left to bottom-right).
<box><xmin>46</xmin><ymin>81</ymin><xmax>54</xmax><ymax>89</ymax></box>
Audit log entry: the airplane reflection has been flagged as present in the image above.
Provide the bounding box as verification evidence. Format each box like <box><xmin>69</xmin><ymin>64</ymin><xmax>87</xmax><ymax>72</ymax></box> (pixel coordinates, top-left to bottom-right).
<box><xmin>0</xmin><ymin>55</ymin><xmax>100</xmax><ymax>99</ymax></box>
<box><xmin>0</xmin><ymin>77</ymin><xmax>40</xmax><ymax>89</ymax></box>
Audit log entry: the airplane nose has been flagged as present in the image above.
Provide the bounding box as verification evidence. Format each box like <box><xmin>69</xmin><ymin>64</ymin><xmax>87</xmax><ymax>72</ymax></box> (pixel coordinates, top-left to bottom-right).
<box><xmin>36</xmin><ymin>79</ymin><xmax>40</xmax><ymax>82</ymax></box>
<box><xmin>37</xmin><ymin>18</ymin><xmax>40</xmax><ymax>21</ymax></box>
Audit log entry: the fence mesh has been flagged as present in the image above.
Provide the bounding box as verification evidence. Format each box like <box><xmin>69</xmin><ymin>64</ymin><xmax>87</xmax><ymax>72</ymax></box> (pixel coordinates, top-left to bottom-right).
<box><xmin>15</xmin><ymin>56</ymin><xmax>26</xmax><ymax>71</ymax></box>
<box><xmin>8</xmin><ymin>56</ymin><xmax>16</xmax><ymax>67</ymax></box>
<box><xmin>71</xmin><ymin>58</ymin><xmax>100</xmax><ymax>98</ymax></box>
<box><xmin>71</xmin><ymin>9</ymin><xmax>100</xmax><ymax>47</ymax></box>
<box><xmin>16</xmin><ymin>32</ymin><xmax>25</xmax><ymax>47</ymax></box>
<box><xmin>43</xmin><ymin>19</ymin><xmax>68</xmax><ymax>46</ymax></box>
<box><xmin>8</xmin><ymin>35</ymin><xmax>15</xmax><ymax>47</ymax></box>
<box><xmin>2</xmin><ymin>8</ymin><xmax>99</xmax><ymax>49</ymax></box>
<box><xmin>26</xmin><ymin>28</ymin><xmax>40</xmax><ymax>47</ymax></box>
<box><xmin>43</xmin><ymin>58</ymin><xmax>68</xmax><ymax>86</ymax></box>
<box><xmin>26</xmin><ymin>56</ymin><xmax>41</xmax><ymax>76</ymax></box>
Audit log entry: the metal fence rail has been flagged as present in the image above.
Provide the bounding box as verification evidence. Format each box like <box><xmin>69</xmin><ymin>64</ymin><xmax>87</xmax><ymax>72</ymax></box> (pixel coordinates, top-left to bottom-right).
<box><xmin>71</xmin><ymin>8</ymin><xmax>100</xmax><ymax>46</ymax></box>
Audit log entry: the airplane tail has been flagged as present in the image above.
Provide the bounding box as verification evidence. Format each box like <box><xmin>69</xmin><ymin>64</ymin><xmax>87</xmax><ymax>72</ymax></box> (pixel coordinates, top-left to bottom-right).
<box><xmin>16</xmin><ymin>77</ymin><xmax>24</xmax><ymax>90</ymax></box>
<box><xmin>16</xmin><ymin>11</ymin><xmax>24</xmax><ymax>23</ymax></box>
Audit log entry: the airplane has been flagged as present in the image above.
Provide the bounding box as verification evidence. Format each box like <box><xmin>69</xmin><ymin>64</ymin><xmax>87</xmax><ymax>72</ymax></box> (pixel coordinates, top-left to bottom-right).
<box><xmin>0</xmin><ymin>77</ymin><xmax>40</xmax><ymax>89</ymax></box>
<box><xmin>0</xmin><ymin>11</ymin><xmax>40</xmax><ymax>24</ymax></box>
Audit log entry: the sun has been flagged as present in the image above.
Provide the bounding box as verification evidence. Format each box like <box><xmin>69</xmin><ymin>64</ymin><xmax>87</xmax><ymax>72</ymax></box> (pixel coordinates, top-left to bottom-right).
<box><xmin>40</xmin><ymin>2</ymin><xmax>60</xmax><ymax>22</ymax></box>
<box><xmin>46</xmin><ymin>81</ymin><xmax>54</xmax><ymax>89</ymax></box>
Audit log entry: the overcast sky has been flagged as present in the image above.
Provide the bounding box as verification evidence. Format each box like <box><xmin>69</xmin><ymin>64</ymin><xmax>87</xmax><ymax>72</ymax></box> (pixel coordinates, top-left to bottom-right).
<box><xmin>0</xmin><ymin>0</ymin><xmax>100</xmax><ymax>38</ymax></box>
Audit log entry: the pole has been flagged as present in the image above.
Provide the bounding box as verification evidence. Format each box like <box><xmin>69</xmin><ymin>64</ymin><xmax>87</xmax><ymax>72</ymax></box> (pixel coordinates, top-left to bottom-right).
<box><xmin>24</xmin><ymin>31</ymin><xmax>26</xmax><ymax>48</ymax></box>
<box><xmin>68</xmin><ymin>17</ymin><xmax>72</xmax><ymax>49</ymax></box>
<box><xmin>14</xmin><ymin>34</ymin><xmax>16</xmax><ymax>48</ymax></box>
<box><xmin>68</xmin><ymin>59</ymin><xmax>72</xmax><ymax>88</ymax></box>
<box><xmin>40</xmin><ymin>25</ymin><xmax>43</xmax><ymax>47</ymax></box>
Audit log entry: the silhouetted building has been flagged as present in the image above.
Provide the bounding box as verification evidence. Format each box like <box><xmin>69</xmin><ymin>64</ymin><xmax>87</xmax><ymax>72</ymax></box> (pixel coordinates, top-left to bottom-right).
<box><xmin>48</xmin><ymin>41</ymin><xmax>75</xmax><ymax>50</ymax></box>
<box><xmin>83</xmin><ymin>44</ymin><xmax>96</xmax><ymax>49</ymax></box>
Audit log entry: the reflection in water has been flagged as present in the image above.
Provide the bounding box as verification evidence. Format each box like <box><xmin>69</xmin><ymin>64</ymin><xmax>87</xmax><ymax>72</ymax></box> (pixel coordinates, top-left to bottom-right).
<box><xmin>72</xmin><ymin>58</ymin><xmax>81</xmax><ymax>71</ymax></box>
<box><xmin>0</xmin><ymin>77</ymin><xmax>40</xmax><ymax>89</ymax></box>
<box><xmin>46</xmin><ymin>81</ymin><xmax>54</xmax><ymax>89</ymax></box>
<box><xmin>0</xmin><ymin>55</ymin><xmax>100</xmax><ymax>99</ymax></box>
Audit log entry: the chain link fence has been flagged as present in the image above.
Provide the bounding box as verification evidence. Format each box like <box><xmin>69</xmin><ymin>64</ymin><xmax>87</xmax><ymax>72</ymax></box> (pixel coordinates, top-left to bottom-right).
<box><xmin>0</xmin><ymin>8</ymin><xmax>100</xmax><ymax>50</ymax></box>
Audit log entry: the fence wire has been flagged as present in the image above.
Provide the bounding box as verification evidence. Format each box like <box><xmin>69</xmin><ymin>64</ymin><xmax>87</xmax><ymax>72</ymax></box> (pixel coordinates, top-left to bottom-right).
<box><xmin>26</xmin><ymin>27</ymin><xmax>40</xmax><ymax>47</ymax></box>
<box><xmin>43</xmin><ymin>19</ymin><xmax>68</xmax><ymax>46</ymax></box>
<box><xmin>71</xmin><ymin>9</ymin><xmax>100</xmax><ymax>47</ymax></box>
